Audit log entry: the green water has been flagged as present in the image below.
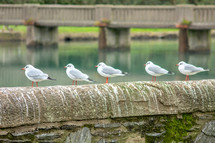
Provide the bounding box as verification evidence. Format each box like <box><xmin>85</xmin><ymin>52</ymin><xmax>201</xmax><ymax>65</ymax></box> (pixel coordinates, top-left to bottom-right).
<box><xmin>0</xmin><ymin>39</ymin><xmax>214</xmax><ymax>87</ymax></box>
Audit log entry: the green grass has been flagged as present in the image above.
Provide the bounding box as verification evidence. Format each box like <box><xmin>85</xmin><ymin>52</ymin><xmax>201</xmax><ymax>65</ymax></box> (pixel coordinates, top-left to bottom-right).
<box><xmin>58</xmin><ymin>27</ymin><xmax>99</xmax><ymax>33</ymax></box>
<box><xmin>0</xmin><ymin>25</ymin><xmax>26</xmax><ymax>34</ymax></box>
<box><xmin>0</xmin><ymin>25</ymin><xmax>177</xmax><ymax>34</ymax></box>
<box><xmin>131</xmin><ymin>28</ymin><xmax>178</xmax><ymax>32</ymax></box>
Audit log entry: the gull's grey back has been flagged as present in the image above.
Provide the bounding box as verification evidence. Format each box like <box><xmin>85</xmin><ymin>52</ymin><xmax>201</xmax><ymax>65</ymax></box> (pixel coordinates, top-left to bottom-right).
<box><xmin>102</xmin><ymin>66</ymin><xmax>122</xmax><ymax>75</ymax></box>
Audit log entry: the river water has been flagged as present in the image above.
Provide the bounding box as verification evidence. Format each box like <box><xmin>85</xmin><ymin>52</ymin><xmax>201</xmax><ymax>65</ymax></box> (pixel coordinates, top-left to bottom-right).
<box><xmin>0</xmin><ymin>39</ymin><xmax>214</xmax><ymax>87</ymax></box>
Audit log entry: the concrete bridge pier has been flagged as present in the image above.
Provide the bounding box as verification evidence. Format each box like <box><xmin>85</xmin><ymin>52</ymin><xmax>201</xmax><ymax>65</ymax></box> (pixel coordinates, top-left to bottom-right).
<box><xmin>26</xmin><ymin>25</ymin><xmax>58</xmax><ymax>47</ymax></box>
<box><xmin>188</xmin><ymin>29</ymin><xmax>211</xmax><ymax>52</ymax></box>
<box><xmin>178</xmin><ymin>28</ymin><xmax>189</xmax><ymax>53</ymax></box>
<box><xmin>99</xmin><ymin>27</ymin><xmax>130</xmax><ymax>49</ymax></box>
<box><xmin>179</xmin><ymin>29</ymin><xmax>211</xmax><ymax>53</ymax></box>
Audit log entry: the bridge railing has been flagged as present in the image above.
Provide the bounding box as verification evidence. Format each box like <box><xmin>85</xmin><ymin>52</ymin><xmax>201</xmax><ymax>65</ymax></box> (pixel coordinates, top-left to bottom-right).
<box><xmin>37</xmin><ymin>5</ymin><xmax>96</xmax><ymax>26</ymax></box>
<box><xmin>110</xmin><ymin>6</ymin><xmax>176</xmax><ymax>28</ymax></box>
<box><xmin>0</xmin><ymin>4</ymin><xmax>215</xmax><ymax>29</ymax></box>
<box><xmin>0</xmin><ymin>5</ymin><xmax>25</xmax><ymax>25</ymax></box>
<box><xmin>193</xmin><ymin>6</ymin><xmax>215</xmax><ymax>28</ymax></box>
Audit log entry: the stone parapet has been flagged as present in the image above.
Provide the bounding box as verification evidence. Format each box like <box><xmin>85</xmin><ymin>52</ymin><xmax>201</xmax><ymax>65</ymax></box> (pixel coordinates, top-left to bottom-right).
<box><xmin>1</xmin><ymin>80</ymin><xmax>215</xmax><ymax>128</ymax></box>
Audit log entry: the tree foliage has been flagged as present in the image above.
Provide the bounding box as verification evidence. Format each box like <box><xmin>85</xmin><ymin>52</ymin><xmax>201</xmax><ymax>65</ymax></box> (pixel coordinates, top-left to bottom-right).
<box><xmin>0</xmin><ymin>0</ymin><xmax>214</xmax><ymax>5</ymax></box>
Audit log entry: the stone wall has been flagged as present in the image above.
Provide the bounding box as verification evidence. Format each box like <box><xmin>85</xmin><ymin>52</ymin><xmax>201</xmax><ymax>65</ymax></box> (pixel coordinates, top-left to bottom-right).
<box><xmin>0</xmin><ymin>80</ymin><xmax>215</xmax><ymax>142</ymax></box>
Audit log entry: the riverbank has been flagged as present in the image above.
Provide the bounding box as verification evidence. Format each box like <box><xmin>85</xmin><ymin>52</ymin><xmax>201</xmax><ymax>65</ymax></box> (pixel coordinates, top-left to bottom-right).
<box><xmin>57</xmin><ymin>28</ymin><xmax>215</xmax><ymax>41</ymax></box>
<box><xmin>0</xmin><ymin>31</ymin><xmax>187</xmax><ymax>41</ymax></box>
<box><xmin>0</xmin><ymin>26</ymin><xmax>215</xmax><ymax>41</ymax></box>
<box><xmin>61</xmin><ymin>31</ymin><xmax>179</xmax><ymax>41</ymax></box>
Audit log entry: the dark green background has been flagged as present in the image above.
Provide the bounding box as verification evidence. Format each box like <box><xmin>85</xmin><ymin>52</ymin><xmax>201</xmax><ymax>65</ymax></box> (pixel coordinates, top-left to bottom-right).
<box><xmin>0</xmin><ymin>0</ymin><xmax>214</xmax><ymax>5</ymax></box>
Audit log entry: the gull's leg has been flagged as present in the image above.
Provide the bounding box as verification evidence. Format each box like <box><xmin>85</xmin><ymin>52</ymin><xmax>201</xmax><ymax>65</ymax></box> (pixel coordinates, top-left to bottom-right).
<box><xmin>106</xmin><ymin>77</ymin><xmax>108</xmax><ymax>83</ymax></box>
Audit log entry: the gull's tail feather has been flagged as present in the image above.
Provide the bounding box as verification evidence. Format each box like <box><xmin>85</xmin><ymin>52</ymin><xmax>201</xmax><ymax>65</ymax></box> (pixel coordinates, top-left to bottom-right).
<box><xmin>47</xmin><ymin>77</ymin><xmax>56</xmax><ymax>80</ymax></box>
<box><xmin>168</xmin><ymin>71</ymin><xmax>175</xmax><ymax>75</ymax></box>
<box><xmin>204</xmin><ymin>69</ymin><xmax>210</xmax><ymax>72</ymax></box>
<box><xmin>122</xmin><ymin>72</ymin><xmax>128</xmax><ymax>75</ymax></box>
<box><xmin>87</xmin><ymin>78</ymin><xmax>96</xmax><ymax>82</ymax></box>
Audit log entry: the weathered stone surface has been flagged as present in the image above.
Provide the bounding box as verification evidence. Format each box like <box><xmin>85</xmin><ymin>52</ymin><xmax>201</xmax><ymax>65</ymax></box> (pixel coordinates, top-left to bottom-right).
<box><xmin>195</xmin><ymin>120</ymin><xmax>215</xmax><ymax>143</ymax></box>
<box><xmin>146</xmin><ymin>131</ymin><xmax>166</xmax><ymax>137</ymax></box>
<box><xmin>202</xmin><ymin>121</ymin><xmax>215</xmax><ymax>136</ymax></box>
<box><xmin>65</xmin><ymin>127</ymin><xmax>91</xmax><ymax>143</ymax></box>
<box><xmin>92</xmin><ymin>129</ymin><xmax>122</xmax><ymax>137</ymax></box>
<box><xmin>12</xmin><ymin>131</ymin><xmax>35</xmax><ymax>137</ymax></box>
<box><xmin>123</xmin><ymin>121</ymin><xmax>146</xmax><ymax>127</ymax></box>
<box><xmin>94</xmin><ymin>123</ymin><xmax>121</xmax><ymax>128</ymax></box>
<box><xmin>60</xmin><ymin>125</ymin><xmax>78</xmax><ymax>130</ymax></box>
<box><xmin>36</xmin><ymin>133</ymin><xmax>61</xmax><ymax>140</ymax></box>
<box><xmin>0</xmin><ymin>139</ymin><xmax>31</xmax><ymax>142</ymax></box>
<box><xmin>39</xmin><ymin>141</ymin><xmax>55</xmax><ymax>143</ymax></box>
<box><xmin>1</xmin><ymin>80</ymin><xmax>215</xmax><ymax>128</ymax></box>
<box><xmin>0</xmin><ymin>113</ymin><xmax>212</xmax><ymax>143</ymax></box>
<box><xmin>0</xmin><ymin>130</ymin><xmax>8</xmax><ymax>135</ymax></box>
<box><xmin>125</xmin><ymin>136</ymin><xmax>145</xmax><ymax>143</ymax></box>
<box><xmin>195</xmin><ymin>134</ymin><xmax>215</xmax><ymax>143</ymax></box>
<box><xmin>97</xmin><ymin>139</ymin><xmax>106</xmax><ymax>143</ymax></box>
<box><xmin>123</xmin><ymin>121</ymin><xmax>147</xmax><ymax>132</ymax></box>
<box><xmin>97</xmin><ymin>139</ymin><xmax>118</xmax><ymax>143</ymax></box>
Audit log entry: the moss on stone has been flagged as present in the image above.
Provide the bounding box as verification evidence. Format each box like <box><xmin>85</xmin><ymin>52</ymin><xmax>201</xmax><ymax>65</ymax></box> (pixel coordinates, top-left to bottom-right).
<box><xmin>5</xmin><ymin>133</ymin><xmax>14</xmax><ymax>140</ymax></box>
<box><xmin>162</xmin><ymin>114</ymin><xmax>195</xmax><ymax>143</ymax></box>
<box><xmin>83</xmin><ymin>124</ymin><xmax>94</xmax><ymax>129</ymax></box>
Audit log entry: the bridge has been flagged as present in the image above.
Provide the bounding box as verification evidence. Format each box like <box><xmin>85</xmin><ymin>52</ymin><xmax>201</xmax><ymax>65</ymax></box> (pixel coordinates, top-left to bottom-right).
<box><xmin>0</xmin><ymin>4</ymin><xmax>215</xmax><ymax>51</ymax></box>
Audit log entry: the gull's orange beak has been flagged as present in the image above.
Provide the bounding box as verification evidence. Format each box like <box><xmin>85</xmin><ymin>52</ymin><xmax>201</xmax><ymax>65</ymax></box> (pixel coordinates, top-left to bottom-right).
<box><xmin>21</xmin><ymin>68</ymin><xmax>25</xmax><ymax>70</ymax></box>
<box><xmin>176</xmin><ymin>64</ymin><xmax>179</xmax><ymax>66</ymax></box>
<box><xmin>95</xmin><ymin>65</ymin><xmax>98</xmax><ymax>67</ymax></box>
<box><xmin>64</xmin><ymin>66</ymin><xmax>67</xmax><ymax>68</ymax></box>
<box><xmin>144</xmin><ymin>64</ymin><xmax>146</xmax><ymax>66</ymax></box>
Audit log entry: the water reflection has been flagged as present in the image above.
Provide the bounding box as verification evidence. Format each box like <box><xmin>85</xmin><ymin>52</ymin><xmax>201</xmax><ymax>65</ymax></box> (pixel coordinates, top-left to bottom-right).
<box><xmin>26</xmin><ymin>45</ymin><xmax>59</xmax><ymax>67</ymax></box>
<box><xmin>0</xmin><ymin>42</ymin><xmax>23</xmax><ymax>65</ymax></box>
<box><xmin>176</xmin><ymin>52</ymin><xmax>211</xmax><ymax>80</ymax></box>
<box><xmin>0</xmin><ymin>40</ymin><xmax>214</xmax><ymax>87</ymax></box>
<box><xmin>178</xmin><ymin>52</ymin><xmax>210</xmax><ymax>68</ymax></box>
<box><xmin>98</xmin><ymin>49</ymin><xmax>131</xmax><ymax>70</ymax></box>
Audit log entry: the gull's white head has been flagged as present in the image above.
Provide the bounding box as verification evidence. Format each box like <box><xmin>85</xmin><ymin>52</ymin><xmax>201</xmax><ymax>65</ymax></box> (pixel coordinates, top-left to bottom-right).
<box><xmin>144</xmin><ymin>61</ymin><xmax>153</xmax><ymax>66</ymax></box>
<box><xmin>96</xmin><ymin>62</ymin><xmax>106</xmax><ymax>68</ymax></box>
<box><xmin>22</xmin><ymin>64</ymin><xmax>34</xmax><ymax>71</ymax></box>
<box><xmin>65</xmin><ymin>63</ymin><xmax>75</xmax><ymax>69</ymax></box>
<box><xmin>176</xmin><ymin>61</ymin><xmax>186</xmax><ymax>66</ymax></box>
